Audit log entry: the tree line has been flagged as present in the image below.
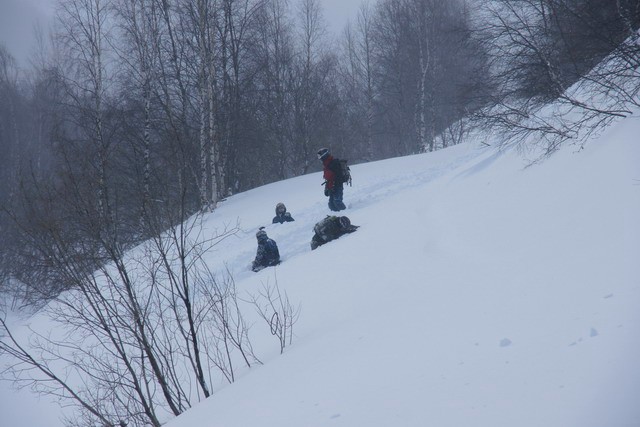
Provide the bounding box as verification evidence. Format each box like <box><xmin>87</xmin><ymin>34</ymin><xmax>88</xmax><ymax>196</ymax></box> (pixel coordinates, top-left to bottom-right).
<box><xmin>0</xmin><ymin>0</ymin><xmax>637</xmax><ymax>303</ymax></box>
<box><xmin>0</xmin><ymin>1</ymin><xmax>639</xmax><ymax>423</ymax></box>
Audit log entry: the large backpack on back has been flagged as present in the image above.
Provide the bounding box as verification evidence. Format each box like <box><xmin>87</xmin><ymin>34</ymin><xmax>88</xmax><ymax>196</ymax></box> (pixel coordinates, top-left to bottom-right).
<box><xmin>332</xmin><ymin>158</ymin><xmax>352</xmax><ymax>186</ymax></box>
<box><xmin>311</xmin><ymin>215</ymin><xmax>359</xmax><ymax>250</ymax></box>
<box><xmin>263</xmin><ymin>239</ymin><xmax>280</xmax><ymax>266</ymax></box>
<box><xmin>314</xmin><ymin>216</ymin><xmax>341</xmax><ymax>240</ymax></box>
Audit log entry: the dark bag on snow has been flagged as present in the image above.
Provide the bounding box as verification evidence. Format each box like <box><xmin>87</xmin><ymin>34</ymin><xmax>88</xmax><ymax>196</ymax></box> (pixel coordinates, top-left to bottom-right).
<box><xmin>314</xmin><ymin>216</ymin><xmax>342</xmax><ymax>240</ymax></box>
<box><xmin>311</xmin><ymin>215</ymin><xmax>359</xmax><ymax>250</ymax></box>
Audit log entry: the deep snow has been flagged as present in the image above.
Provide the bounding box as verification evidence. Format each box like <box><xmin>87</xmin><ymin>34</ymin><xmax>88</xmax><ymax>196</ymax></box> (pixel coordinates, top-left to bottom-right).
<box><xmin>2</xmin><ymin>111</ymin><xmax>640</xmax><ymax>427</ymax></box>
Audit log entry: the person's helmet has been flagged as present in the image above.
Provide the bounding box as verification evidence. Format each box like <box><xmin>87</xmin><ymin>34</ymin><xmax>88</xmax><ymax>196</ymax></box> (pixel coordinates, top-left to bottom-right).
<box><xmin>338</xmin><ymin>216</ymin><xmax>351</xmax><ymax>229</ymax></box>
<box><xmin>275</xmin><ymin>202</ymin><xmax>286</xmax><ymax>215</ymax></box>
<box><xmin>256</xmin><ymin>228</ymin><xmax>268</xmax><ymax>241</ymax></box>
<box><xmin>317</xmin><ymin>148</ymin><xmax>330</xmax><ymax>160</ymax></box>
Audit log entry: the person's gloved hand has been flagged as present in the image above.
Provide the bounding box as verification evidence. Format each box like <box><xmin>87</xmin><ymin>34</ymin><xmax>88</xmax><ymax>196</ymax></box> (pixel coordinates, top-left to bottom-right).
<box><xmin>324</xmin><ymin>187</ymin><xmax>330</xmax><ymax>197</ymax></box>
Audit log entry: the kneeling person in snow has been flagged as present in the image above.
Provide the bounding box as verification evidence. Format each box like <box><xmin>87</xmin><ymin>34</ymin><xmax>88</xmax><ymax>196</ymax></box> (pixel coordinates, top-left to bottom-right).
<box><xmin>310</xmin><ymin>216</ymin><xmax>359</xmax><ymax>250</ymax></box>
<box><xmin>252</xmin><ymin>228</ymin><xmax>280</xmax><ymax>272</ymax></box>
<box><xmin>272</xmin><ymin>202</ymin><xmax>295</xmax><ymax>224</ymax></box>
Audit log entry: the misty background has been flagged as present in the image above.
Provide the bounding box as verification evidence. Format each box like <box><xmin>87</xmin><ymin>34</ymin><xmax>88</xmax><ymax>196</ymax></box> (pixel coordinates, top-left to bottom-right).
<box><xmin>1</xmin><ymin>0</ymin><xmax>361</xmax><ymax>65</ymax></box>
<box><xmin>0</xmin><ymin>0</ymin><xmax>639</xmax><ymax>425</ymax></box>
<box><xmin>0</xmin><ymin>0</ymin><xmax>55</xmax><ymax>65</ymax></box>
<box><xmin>1</xmin><ymin>0</ymin><xmax>638</xmax><ymax>311</ymax></box>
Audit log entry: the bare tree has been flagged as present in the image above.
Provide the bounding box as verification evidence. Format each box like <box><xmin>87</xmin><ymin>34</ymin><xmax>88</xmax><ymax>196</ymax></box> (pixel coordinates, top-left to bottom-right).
<box><xmin>200</xmin><ymin>266</ymin><xmax>263</xmax><ymax>382</ymax></box>
<box><xmin>56</xmin><ymin>0</ymin><xmax>114</xmax><ymax>218</ymax></box>
<box><xmin>0</xmin><ymin>45</ymin><xmax>25</xmax><ymax>209</ymax></box>
<box><xmin>205</xmin><ymin>0</ymin><xmax>263</xmax><ymax>194</ymax></box>
<box><xmin>474</xmin><ymin>0</ymin><xmax>640</xmax><ymax>157</ymax></box>
<box><xmin>339</xmin><ymin>2</ymin><xmax>376</xmax><ymax>161</ymax></box>
<box><xmin>369</xmin><ymin>0</ymin><xmax>415</xmax><ymax>157</ymax></box>
<box><xmin>253</xmin><ymin>0</ymin><xmax>296</xmax><ymax>180</ymax></box>
<box><xmin>293</xmin><ymin>0</ymin><xmax>327</xmax><ymax>172</ymax></box>
<box><xmin>0</xmin><ymin>172</ymin><xmax>279</xmax><ymax>426</ymax></box>
<box><xmin>114</xmin><ymin>0</ymin><xmax>163</xmax><ymax>218</ymax></box>
<box><xmin>248</xmin><ymin>278</ymin><xmax>300</xmax><ymax>355</ymax></box>
<box><xmin>410</xmin><ymin>0</ymin><xmax>437</xmax><ymax>152</ymax></box>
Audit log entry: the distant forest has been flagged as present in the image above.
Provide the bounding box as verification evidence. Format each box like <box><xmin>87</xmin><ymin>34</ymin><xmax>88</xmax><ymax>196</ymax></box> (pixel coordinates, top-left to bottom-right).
<box><xmin>1</xmin><ymin>0</ymin><xmax>639</xmax><ymax>300</ymax></box>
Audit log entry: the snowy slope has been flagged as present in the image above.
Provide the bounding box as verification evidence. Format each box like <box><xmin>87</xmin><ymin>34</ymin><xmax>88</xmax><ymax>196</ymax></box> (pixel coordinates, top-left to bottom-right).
<box><xmin>2</xmin><ymin>112</ymin><xmax>640</xmax><ymax>427</ymax></box>
<box><xmin>163</xmin><ymin>114</ymin><xmax>639</xmax><ymax>426</ymax></box>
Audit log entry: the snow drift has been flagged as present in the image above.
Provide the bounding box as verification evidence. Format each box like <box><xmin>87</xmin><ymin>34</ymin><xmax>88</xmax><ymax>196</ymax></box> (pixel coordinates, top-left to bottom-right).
<box><xmin>2</xmin><ymin>111</ymin><xmax>640</xmax><ymax>427</ymax></box>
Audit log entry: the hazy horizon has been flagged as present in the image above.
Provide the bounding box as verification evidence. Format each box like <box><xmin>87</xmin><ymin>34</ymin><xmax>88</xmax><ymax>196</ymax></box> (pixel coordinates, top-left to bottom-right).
<box><xmin>0</xmin><ymin>0</ymin><xmax>363</xmax><ymax>68</ymax></box>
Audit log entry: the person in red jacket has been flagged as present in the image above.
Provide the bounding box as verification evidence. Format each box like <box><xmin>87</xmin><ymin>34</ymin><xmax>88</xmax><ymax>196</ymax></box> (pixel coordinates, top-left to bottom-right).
<box><xmin>317</xmin><ymin>147</ymin><xmax>346</xmax><ymax>211</ymax></box>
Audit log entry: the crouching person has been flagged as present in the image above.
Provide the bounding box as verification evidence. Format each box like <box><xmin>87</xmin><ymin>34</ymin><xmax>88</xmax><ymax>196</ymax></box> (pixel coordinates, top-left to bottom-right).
<box><xmin>310</xmin><ymin>216</ymin><xmax>359</xmax><ymax>250</ymax></box>
<box><xmin>272</xmin><ymin>202</ymin><xmax>295</xmax><ymax>224</ymax></box>
<box><xmin>252</xmin><ymin>228</ymin><xmax>280</xmax><ymax>272</ymax></box>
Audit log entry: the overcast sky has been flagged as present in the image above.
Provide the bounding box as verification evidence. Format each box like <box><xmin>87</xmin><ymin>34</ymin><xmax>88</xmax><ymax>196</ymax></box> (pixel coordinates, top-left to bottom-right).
<box><xmin>0</xmin><ymin>0</ymin><xmax>362</xmax><ymax>67</ymax></box>
<box><xmin>0</xmin><ymin>0</ymin><xmax>54</xmax><ymax>66</ymax></box>
<box><xmin>319</xmin><ymin>0</ymin><xmax>364</xmax><ymax>35</ymax></box>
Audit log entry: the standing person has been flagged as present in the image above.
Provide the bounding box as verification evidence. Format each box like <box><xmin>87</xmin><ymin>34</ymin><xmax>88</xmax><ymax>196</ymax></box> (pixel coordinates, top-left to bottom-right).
<box><xmin>252</xmin><ymin>228</ymin><xmax>280</xmax><ymax>272</ymax></box>
<box><xmin>272</xmin><ymin>202</ymin><xmax>295</xmax><ymax>224</ymax></box>
<box><xmin>317</xmin><ymin>148</ymin><xmax>346</xmax><ymax>211</ymax></box>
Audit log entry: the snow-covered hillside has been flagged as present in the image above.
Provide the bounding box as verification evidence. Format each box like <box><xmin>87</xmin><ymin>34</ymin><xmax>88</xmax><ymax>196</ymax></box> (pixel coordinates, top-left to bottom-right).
<box><xmin>2</xmin><ymin>111</ymin><xmax>640</xmax><ymax>427</ymax></box>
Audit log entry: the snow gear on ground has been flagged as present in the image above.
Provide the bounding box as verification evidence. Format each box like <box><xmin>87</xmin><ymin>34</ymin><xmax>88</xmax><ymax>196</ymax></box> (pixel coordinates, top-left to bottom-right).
<box><xmin>310</xmin><ymin>215</ymin><xmax>359</xmax><ymax>250</ymax></box>
<box><xmin>252</xmin><ymin>227</ymin><xmax>281</xmax><ymax>271</ymax></box>
<box><xmin>272</xmin><ymin>202</ymin><xmax>295</xmax><ymax>224</ymax></box>
<box><xmin>318</xmin><ymin>148</ymin><xmax>347</xmax><ymax>212</ymax></box>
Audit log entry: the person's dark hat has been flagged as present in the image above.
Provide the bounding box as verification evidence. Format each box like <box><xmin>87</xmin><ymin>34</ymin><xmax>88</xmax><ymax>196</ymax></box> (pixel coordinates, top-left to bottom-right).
<box><xmin>317</xmin><ymin>148</ymin><xmax>330</xmax><ymax>160</ymax></box>
<box><xmin>256</xmin><ymin>227</ymin><xmax>268</xmax><ymax>241</ymax></box>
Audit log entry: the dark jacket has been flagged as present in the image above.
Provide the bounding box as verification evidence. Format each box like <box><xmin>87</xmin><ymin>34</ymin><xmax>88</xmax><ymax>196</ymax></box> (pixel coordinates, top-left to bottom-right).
<box><xmin>271</xmin><ymin>212</ymin><xmax>295</xmax><ymax>224</ymax></box>
<box><xmin>252</xmin><ymin>238</ymin><xmax>280</xmax><ymax>271</ymax></box>
<box><xmin>310</xmin><ymin>216</ymin><xmax>358</xmax><ymax>250</ymax></box>
<box><xmin>273</xmin><ymin>202</ymin><xmax>295</xmax><ymax>223</ymax></box>
<box><xmin>273</xmin><ymin>212</ymin><xmax>294</xmax><ymax>224</ymax></box>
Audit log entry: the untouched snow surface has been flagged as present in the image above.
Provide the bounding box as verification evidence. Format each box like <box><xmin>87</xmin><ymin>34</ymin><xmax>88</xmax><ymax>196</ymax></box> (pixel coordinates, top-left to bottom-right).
<box><xmin>2</xmin><ymin>112</ymin><xmax>640</xmax><ymax>427</ymax></box>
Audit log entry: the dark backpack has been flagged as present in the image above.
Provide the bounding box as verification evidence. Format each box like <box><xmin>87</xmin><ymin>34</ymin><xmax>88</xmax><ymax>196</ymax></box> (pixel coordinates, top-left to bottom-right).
<box><xmin>334</xmin><ymin>159</ymin><xmax>352</xmax><ymax>186</ymax></box>
<box><xmin>314</xmin><ymin>216</ymin><xmax>341</xmax><ymax>241</ymax></box>
<box><xmin>264</xmin><ymin>239</ymin><xmax>280</xmax><ymax>265</ymax></box>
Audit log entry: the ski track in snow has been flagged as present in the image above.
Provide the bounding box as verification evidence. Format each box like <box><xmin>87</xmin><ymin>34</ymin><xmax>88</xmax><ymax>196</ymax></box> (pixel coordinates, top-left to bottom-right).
<box><xmin>205</xmin><ymin>144</ymin><xmax>490</xmax><ymax>283</ymax></box>
<box><xmin>3</xmin><ymin>119</ymin><xmax>640</xmax><ymax>427</ymax></box>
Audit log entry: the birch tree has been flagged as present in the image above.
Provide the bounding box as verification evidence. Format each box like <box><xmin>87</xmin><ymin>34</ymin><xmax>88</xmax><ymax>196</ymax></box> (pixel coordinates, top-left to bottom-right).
<box><xmin>56</xmin><ymin>0</ymin><xmax>113</xmax><ymax>218</ymax></box>
<box><xmin>115</xmin><ymin>0</ymin><xmax>162</xmax><ymax>220</ymax></box>
<box><xmin>476</xmin><ymin>0</ymin><xmax>640</xmax><ymax>156</ymax></box>
<box><xmin>370</xmin><ymin>0</ymin><xmax>415</xmax><ymax>157</ymax></box>
<box><xmin>254</xmin><ymin>0</ymin><xmax>295</xmax><ymax>181</ymax></box>
<box><xmin>294</xmin><ymin>0</ymin><xmax>326</xmax><ymax>172</ymax></box>
<box><xmin>411</xmin><ymin>0</ymin><xmax>436</xmax><ymax>152</ymax></box>
<box><xmin>0</xmin><ymin>46</ymin><xmax>21</xmax><ymax>206</ymax></box>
